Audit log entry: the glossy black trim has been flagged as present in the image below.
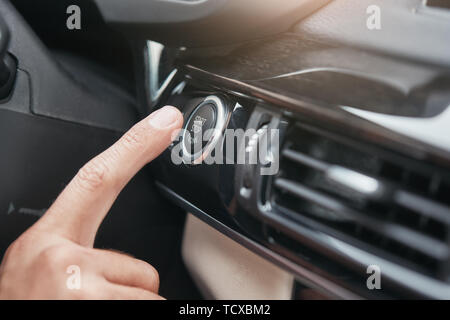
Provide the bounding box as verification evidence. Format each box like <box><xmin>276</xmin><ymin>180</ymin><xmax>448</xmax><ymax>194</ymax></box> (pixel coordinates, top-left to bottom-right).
<box><xmin>180</xmin><ymin>64</ymin><xmax>450</xmax><ymax>166</ymax></box>
<box><xmin>156</xmin><ymin>178</ymin><xmax>450</xmax><ymax>299</ymax></box>
<box><xmin>150</xmin><ymin>41</ymin><xmax>450</xmax><ymax>298</ymax></box>
<box><xmin>152</xmin><ymin>71</ymin><xmax>450</xmax><ymax>299</ymax></box>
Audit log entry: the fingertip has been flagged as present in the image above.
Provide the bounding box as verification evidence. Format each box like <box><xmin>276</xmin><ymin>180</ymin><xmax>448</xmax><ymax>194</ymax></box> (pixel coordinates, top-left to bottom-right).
<box><xmin>148</xmin><ymin>105</ymin><xmax>183</xmax><ymax>130</ymax></box>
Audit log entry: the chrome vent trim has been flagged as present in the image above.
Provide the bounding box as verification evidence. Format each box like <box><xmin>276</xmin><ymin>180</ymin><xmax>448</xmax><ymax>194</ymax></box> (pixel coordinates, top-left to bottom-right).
<box><xmin>269</xmin><ymin>122</ymin><xmax>450</xmax><ymax>282</ymax></box>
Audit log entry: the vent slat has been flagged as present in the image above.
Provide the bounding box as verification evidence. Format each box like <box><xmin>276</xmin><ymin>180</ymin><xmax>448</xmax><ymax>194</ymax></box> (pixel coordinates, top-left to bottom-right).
<box><xmin>395</xmin><ymin>191</ymin><xmax>450</xmax><ymax>225</ymax></box>
<box><xmin>274</xmin><ymin>178</ymin><xmax>449</xmax><ymax>261</ymax></box>
<box><xmin>283</xmin><ymin>148</ymin><xmax>386</xmax><ymax>199</ymax></box>
<box><xmin>271</xmin><ymin>123</ymin><xmax>450</xmax><ymax>281</ymax></box>
<box><xmin>282</xmin><ymin>148</ymin><xmax>328</xmax><ymax>171</ymax></box>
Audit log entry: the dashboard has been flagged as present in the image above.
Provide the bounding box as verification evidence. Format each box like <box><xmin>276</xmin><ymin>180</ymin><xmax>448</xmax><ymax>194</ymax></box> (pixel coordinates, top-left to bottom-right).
<box><xmin>147</xmin><ymin>0</ymin><xmax>450</xmax><ymax>299</ymax></box>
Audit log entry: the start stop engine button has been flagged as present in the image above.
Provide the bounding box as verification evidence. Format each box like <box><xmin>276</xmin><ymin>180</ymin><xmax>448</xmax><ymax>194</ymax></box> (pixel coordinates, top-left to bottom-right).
<box><xmin>183</xmin><ymin>102</ymin><xmax>216</xmax><ymax>153</ymax></box>
<box><xmin>182</xmin><ymin>96</ymin><xmax>226</xmax><ymax>163</ymax></box>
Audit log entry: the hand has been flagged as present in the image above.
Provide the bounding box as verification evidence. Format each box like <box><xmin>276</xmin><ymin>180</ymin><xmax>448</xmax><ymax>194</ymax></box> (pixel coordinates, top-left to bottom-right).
<box><xmin>0</xmin><ymin>106</ymin><xmax>183</xmax><ymax>299</ymax></box>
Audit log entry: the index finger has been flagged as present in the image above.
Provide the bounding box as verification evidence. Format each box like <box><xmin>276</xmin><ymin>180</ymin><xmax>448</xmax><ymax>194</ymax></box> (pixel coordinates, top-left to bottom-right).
<box><xmin>34</xmin><ymin>106</ymin><xmax>183</xmax><ymax>247</ymax></box>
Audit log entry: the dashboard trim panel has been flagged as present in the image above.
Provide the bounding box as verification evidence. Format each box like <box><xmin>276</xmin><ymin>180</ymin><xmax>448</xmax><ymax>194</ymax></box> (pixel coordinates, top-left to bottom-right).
<box><xmin>180</xmin><ymin>64</ymin><xmax>450</xmax><ymax>165</ymax></box>
<box><xmin>156</xmin><ymin>181</ymin><xmax>450</xmax><ymax>299</ymax></box>
<box><xmin>155</xmin><ymin>181</ymin><xmax>362</xmax><ymax>300</ymax></box>
<box><xmin>152</xmin><ymin>62</ymin><xmax>450</xmax><ymax>298</ymax></box>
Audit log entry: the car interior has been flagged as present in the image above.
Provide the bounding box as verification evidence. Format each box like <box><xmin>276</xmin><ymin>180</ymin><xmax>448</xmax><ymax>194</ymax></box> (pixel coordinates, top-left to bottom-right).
<box><xmin>0</xmin><ymin>0</ymin><xmax>449</xmax><ymax>299</ymax></box>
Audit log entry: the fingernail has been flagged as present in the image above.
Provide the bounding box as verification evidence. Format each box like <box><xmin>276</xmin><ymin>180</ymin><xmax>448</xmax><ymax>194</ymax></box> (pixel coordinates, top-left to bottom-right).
<box><xmin>148</xmin><ymin>106</ymin><xmax>179</xmax><ymax>129</ymax></box>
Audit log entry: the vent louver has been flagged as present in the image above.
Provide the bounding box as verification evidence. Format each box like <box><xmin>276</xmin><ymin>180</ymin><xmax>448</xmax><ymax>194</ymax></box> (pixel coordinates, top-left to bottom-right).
<box><xmin>270</xmin><ymin>123</ymin><xmax>450</xmax><ymax>281</ymax></box>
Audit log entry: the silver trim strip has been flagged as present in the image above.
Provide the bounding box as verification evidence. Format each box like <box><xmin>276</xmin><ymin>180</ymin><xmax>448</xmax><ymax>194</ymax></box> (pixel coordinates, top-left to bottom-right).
<box><xmin>155</xmin><ymin>181</ymin><xmax>362</xmax><ymax>300</ymax></box>
<box><xmin>156</xmin><ymin>181</ymin><xmax>450</xmax><ymax>299</ymax></box>
<box><xmin>182</xmin><ymin>95</ymin><xmax>228</xmax><ymax>165</ymax></box>
<box><xmin>146</xmin><ymin>40</ymin><xmax>177</xmax><ymax>106</ymax></box>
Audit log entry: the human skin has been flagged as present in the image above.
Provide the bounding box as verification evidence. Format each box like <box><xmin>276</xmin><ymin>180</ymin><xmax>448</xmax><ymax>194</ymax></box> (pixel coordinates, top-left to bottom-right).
<box><xmin>0</xmin><ymin>106</ymin><xmax>183</xmax><ymax>299</ymax></box>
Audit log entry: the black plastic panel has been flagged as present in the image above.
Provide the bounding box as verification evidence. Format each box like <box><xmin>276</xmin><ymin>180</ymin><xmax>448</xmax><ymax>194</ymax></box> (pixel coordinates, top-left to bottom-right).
<box><xmin>2</xmin><ymin>0</ymin><xmax>137</xmax><ymax>132</ymax></box>
<box><xmin>153</xmin><ymin>71</ymin><xmax>450</xmax><ymax>298</ymax></box>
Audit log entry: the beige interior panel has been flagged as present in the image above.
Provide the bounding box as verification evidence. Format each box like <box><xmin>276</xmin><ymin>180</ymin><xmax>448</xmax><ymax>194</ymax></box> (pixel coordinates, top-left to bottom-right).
<box><xmin>182</xmin><ymin>213</ymin><xmax>294</xmax><ymax>300</ymax></box>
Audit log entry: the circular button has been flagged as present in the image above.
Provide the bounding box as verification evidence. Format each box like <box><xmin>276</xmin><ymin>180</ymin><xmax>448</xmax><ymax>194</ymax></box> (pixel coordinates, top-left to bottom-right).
<box><xmin>183</xmin><ymin>101</ymin><xmax>217</xmax><ymax>155</ymax></box>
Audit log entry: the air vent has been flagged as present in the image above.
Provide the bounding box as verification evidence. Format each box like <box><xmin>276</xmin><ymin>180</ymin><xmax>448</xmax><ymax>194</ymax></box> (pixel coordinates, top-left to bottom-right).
<box><xmin>269</xmin><ymin>123</ymin><xmax>450</xmax><ymax>281</ymax></box>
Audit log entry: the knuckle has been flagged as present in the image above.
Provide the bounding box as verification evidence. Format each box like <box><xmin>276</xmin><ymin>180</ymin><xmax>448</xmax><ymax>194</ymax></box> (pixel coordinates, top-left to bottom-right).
<box><xmin>4</xmin><ymin>238</ymin><xmax>27</xmax><ymax>260</ymax></box>
<box><xmin>7</xmin><ymin>237</ymin><xmax>27</xmax><ymax>254</ymax></box>
<box><xmin>5</xmin><ymin>232</ymin><xmax>37</xmax><ymax>258</ymax></box>
<box><xmin>38</xmin><ymin>245</ymin><xmax>78</xmax><ymax>269</ymax></box>
<box><xmin>75</xmin><ymin>156</ymin><xmax>110</xmax><ymax>191</ymax></box>
<box><xmin>121</xmin><ymin>126</ymin><xmax>146</xmax><ymax>151</ymax></box>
